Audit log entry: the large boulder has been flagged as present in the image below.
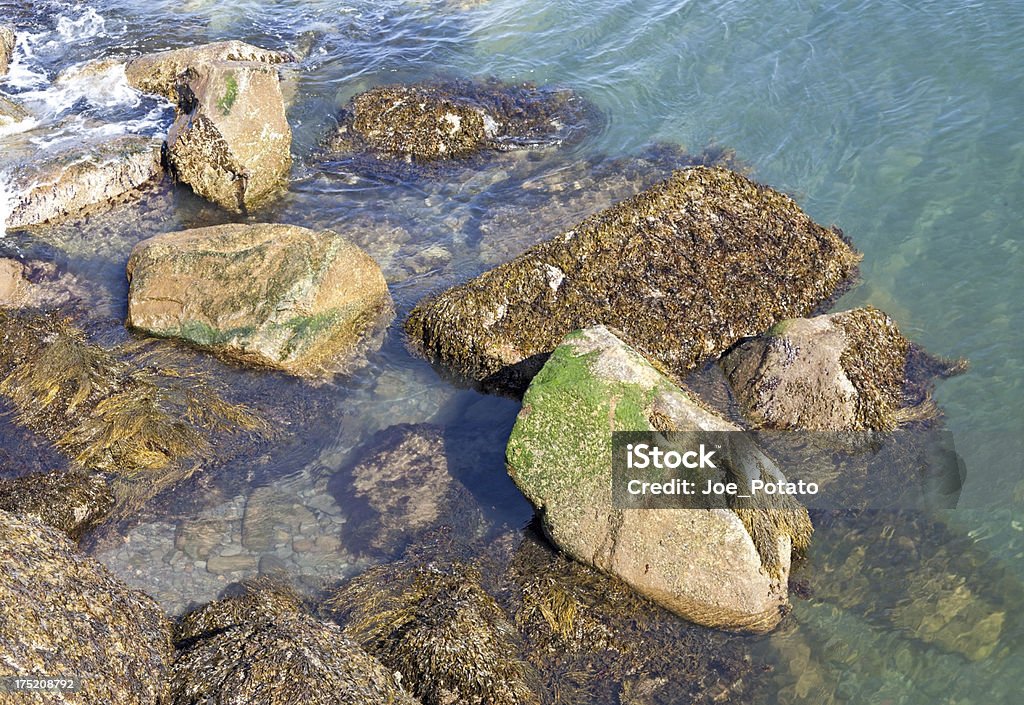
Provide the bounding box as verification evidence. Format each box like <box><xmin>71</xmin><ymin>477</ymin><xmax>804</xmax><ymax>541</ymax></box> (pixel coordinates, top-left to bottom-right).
<box><xmin>3</xmin><ymin>136</ymin><xmax>164</xmax><ymax>229</ymax></box>
<box><xmin>0</xmin><ymin>470</ymin><xmax>114</xmax><ymax>540</ymax></box>
<box><xmin>125</xmin><ymin>40</ymin><xmax>293</xmax><ymax>99</ymax></box>
<box><xmin>406</xmin><ymin>166</ymin><xmax>859</xmax><ymax>391</ymax></box>
<box><xmin>172</xmin><ymin>578</ymin><xmax>419</xmax><ymax>704</ymax></box>
<box><xmin>126</xmin><ymin>223</ymin><xmax>394</xmax><ymax>377</ymax></box>
<box><xmin>721</xmin><ymin>307</ymin><xmax>910</xmax><ymax>431</ymax></box>
<box><xmin>0</xmin><ymin>509</ymin><xmax>174</xmax><ymax>703</ymax></box>
<box><xmin>0</xmin><ymin>25</ymin><xmax>13</xmax><ymax>75</ymax></box>
<box><xmin>326</xmin><ymin>78</ymin><xmax>591</xmax><ymax>162</ymax></box>
<box><xmin>166</xmin><ymin>60</ymin><xmax>292</xmax><ymax>212</ymax></box>
<box><xmin>505</xmin><ymin>326</ymin><xmax>812</xmax><ymax>633</ymax></box>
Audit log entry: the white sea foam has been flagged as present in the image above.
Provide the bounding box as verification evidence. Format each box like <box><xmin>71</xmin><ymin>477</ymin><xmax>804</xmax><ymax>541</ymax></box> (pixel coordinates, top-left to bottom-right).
<box><xmin>0</xmin><ymin>170</ymin><xmax>16</xmax><ymax>236</ymax></box>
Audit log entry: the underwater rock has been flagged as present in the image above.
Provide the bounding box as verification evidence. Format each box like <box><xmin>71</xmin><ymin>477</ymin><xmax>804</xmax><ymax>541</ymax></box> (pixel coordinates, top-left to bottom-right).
<box><xmin>166</xmin><ymin>60</ymin><xmax>291</xmax><ymax>212</ymax></box>
<box><xmin>127</xmin><ymin>223</ymin><xmax>394</xmax><ymax>377</ymax></box>
<box><xmin>4</xmin><ymin>136</ymin><xmax>164</xmax><ymax>229</ymax></box>
<box><xmin>325</xmin><ymin>78</ymin><xmax>591</xmax><ymax>162</ymax></box>
<box><xmin>333</xmin><ymin>423</ymin><xmax>486</xmax><ymax>557</ymax></box>
<box><xmin>0</xmin><ymin>469</ymin><xmax>114</xmax><ymax>540</ymax></box>
<box><xmin>0</xmin><ymin>25</ymin><xmax>13</xmax><ymax>75</ymax></box>
<box><xmin>125</xmin><ymin>40</ymin><xmax>294</xmax><ymax>99</ymax></box>
<box><xmin>0</xmin><ymin>257</ymin><xmax>28</xmax><ymax>305</ymax></box>
<box><xmin>506</xmin><ymin>326</ymin><xmax>812</xmax><ymax>633</ymax></box>
<box><xmin>722</xmin><ymin>307</ymin><xmax>912</xmax><ymax>431</ymax></box>
<box><xmin>406</xmin><ymin>166</ymin><xmax>859</xmax><ymax>392</ymax></box>
<box><xmin>0</xmin><ymin>509</ymin><xmax>174</xmax><ymax>703</ymax></box>
<box><xmin>325</xmin><ymin>560</ymin><xmax>543</xmax><ymax>705</ymax></box>
<box><xmin>172</xmin><ymin>577</ymin><xmax>418</xmax><ymax>705</ymax></box>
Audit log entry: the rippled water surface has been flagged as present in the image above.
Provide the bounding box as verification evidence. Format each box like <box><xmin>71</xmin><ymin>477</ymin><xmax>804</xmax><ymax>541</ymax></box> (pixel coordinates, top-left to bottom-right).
<box><xmin>2</xmin><ymin>1</ymin><xmax>1022</xmax><ymax>703</ymax></box>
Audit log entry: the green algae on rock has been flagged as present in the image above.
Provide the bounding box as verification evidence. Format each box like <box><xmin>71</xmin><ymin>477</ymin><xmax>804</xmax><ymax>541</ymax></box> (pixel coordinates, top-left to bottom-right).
<box><xmin>173</xmin><ymin>577</ymin><xmax>418</xmax><ymax>705</ymax></box>
<box><xmin>0</xmin><ymin>469</ymin><xmax>113</xmax><ymax>540</ymax></box>
<box><xmin>325</xmin><ymin>560</ymin><xmax>543</xmax><ymax>705</ymax></box>
<box><xmin>406</xmin><ymin>166</ymin><xmax>860</xmax><ymax>392</ymax></box>
<box><xmin>325</xmin><ymin>78</ymin><xmax>592</xmax><ymax>163</ymax></box>
<box><xmin>166</xmin><ymin>60</ymin><xmax>292</xmax><ymax>213</ymax></box>
<box><xmin>505</xmin><ymin>326</ymin><xmax>812</xmax><ymax>633</ymax></box>
<box><xmin>0</xmin><ymin>509</ymin><xmax>174</xmax><ymax>703</ymax></box>
<box><xmin>127</xmin><ymin>223</ymin><xmax>394</xmax><ymax>378</ymax></box>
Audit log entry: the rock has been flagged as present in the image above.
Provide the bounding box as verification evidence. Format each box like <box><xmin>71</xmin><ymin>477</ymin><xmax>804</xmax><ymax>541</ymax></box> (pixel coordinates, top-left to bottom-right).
<box><xmin>4</xmin><ymin>136</ymin><xmax>164</xmax><ymax>229</ymax></box>
<box><xmin>205</xmin><ymin>551</ymin><xmax>258</xmax><ymax>575</ymax></box>
<box><xmin>54</xmin><ymin>56</ymin><xmax>126</xmax><ymax>84</ymax></box>
<box><xmin>0</xmin><ymin>257</ymin><xmax>28</xmax><ymax>305</ymax></box>
<box><xmin>0</xmin><ymin>509</ymin><xmax>173</xmax><ymax>703</ymax></box>
<box><xmin>325</xmin><ymin>560</ymin><xmax>543</xmax><ymax>705</ymax></box>
<box><xmin>166</xmin><ymin>60</ymin><xmax>292</xmax><ymax>212</ymax></box>
<box><xmin>172</xmin><ymin>577</ymin><xmax>418</xmax><ymax>704</ymax></box>
<box><xmin>0</xmin><ymin>470</ymin><xmax>114</xmax><ymax>540</ymax></box>
<box><xmin>326</xmin><ymin>78</ymin><xmax>591</xmax><ymax>162</ymax></box>
<box><xmin>127</xmin><ymin>223</ymin><xmax>394</xmax><ymax>377</ymax></box>
<box><xmin>505</xmin><ymin>326</ymin><xmax>812</xmax><ymax>633</ymax></box>
<box><xmin>722</xmin><ymin>307</ymin><xmax>911</xmax><ymax>431</ymax></box>
<box><xmin>125</xmin><ymin>40</ymin><xmax>293</xmax><ymax>99</ymax></box>
<box><xmin>0</xmin><ymin>94</ymin><xmax>31</xmax><ymax>129</ymax></box>
<box><xmin>332</xmin><ymin>424</ymin><xmax>486</xmax><ymax>557</ymax></box>
<box><xmin>406</xmin><ymin>166</ymin><xmax>860</xmax><ymax>392</ymax></box>
<box><xmin>0</xmin><ymin>25</ymin><xmax>13</xmax><ymax>75</ymax></box>
<box><xmin>175</xmin><ymin>517</ymin><xmax>230</xmax><ymax>560</ymax></box>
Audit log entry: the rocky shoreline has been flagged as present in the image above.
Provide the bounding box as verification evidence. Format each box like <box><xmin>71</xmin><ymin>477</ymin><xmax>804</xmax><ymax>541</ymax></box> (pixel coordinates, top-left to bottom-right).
<box><xmin>0</xmin><ymin>22</ymin><xmax>999</xmax><ymax>705</ymax></box>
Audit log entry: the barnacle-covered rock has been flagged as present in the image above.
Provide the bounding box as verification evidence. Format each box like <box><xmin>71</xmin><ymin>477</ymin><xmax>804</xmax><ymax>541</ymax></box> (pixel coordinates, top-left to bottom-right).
<box><xmin>0</xmin><ymin>509</ymin><xmax>174</xmax><ymax>703</ymax></box>
<box><xmin>406</xmin><ymin>166</ymin><xmax>860</xmax><ymax>392</ymax></box>
<box><xmin>172</xmin><ymin>577</ymin><xmax>418</xmax><ymax>705</ymax></box>
<box><xmin>0</xmin><ymin>469</ymin><xmax>113</xmax><ymax>540</ymax></box>
<box><xmin>325</xmin><ymin>561</ymin><xmax>543</xmax><ymax>705</ymax></box>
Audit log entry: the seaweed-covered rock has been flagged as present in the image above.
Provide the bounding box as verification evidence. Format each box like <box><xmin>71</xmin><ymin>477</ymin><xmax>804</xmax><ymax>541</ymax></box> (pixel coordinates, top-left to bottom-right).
<box><xmin>127</xmin><ymin>223</ymin><xmax>394</xmax><ymax>377</ymax></box>
<box><xmin>166</xmin><ymin>60</ymin><xmax>291</xmax><ymax>212</ymax></box>
<box><xmin>173</xmin><ymin>578</ymin><xmax>418</xmax><ymax>704</ymax></box>
<box><xmin>333</xmin><ymin>424</ymin><xmax>487</xmax><ymax>557</ymax></box>
<box><xmin>407</xmin><ymin>166</ymin><xmax>859</xmax><ymax>391</ymax></box>
<box><xmin>326</xmin><ymin>561</ymin><xmax>543</xmax><ymax>705</ymax></box>
<box><xmin>0</xmin><ymin>25</ymin><xmax>13</xmax><ymax>75</ymax></box>
<box><xmin>326</xmin><ymin>78</ymin><xmax>591</xmax><ymax>162</ymax></box>
<box><xmin>0</xmin><ymin>470</ymin><xmax>113</xmax><ymax>540</ymax></box>
<box><xmin>722</xmin><ymin>307</ymin><xmax>912</xmax><ymax>431</ymax></box>
<box><xmin>125</xmin><ymin>40</ymin><xmax>293</xmax><ymax>99</ymax></box>
<box><xmin>506</xmin><ymin>326</ymin><xmax>812</xmax><ymax>633</ymax></box>
<box><xmin>4</xmin><ymin>136</ymin><xmax>164</xmax><ymax>229</ymax></box>
<box><xmin>0</xmin><ymin>509</ymin><xmax>174</xmax><ymax>703</ymax></box>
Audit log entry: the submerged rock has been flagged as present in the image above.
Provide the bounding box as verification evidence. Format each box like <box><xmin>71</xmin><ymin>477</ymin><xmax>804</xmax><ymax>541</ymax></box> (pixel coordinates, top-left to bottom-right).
<box><xmin>172</xmin><ymin>577</ymin><xmax>418</xmax><ymax>704</ymax></box>
<box><xmin>127</xmin><ymin>223</ymin><xmax>394</xmax><ymax>377</ymax></box>
<box><xmin>333</xmin><ymin>424</ymin><xmax>487</xmax><ymax>557</ymax></box>
<box><xmin>166</xmin><ymin>60</ymin><xmax>292</xmax><ymax>212</ymax></box>
<box><xmin>0</xmin><ymin>257</ymin><xmax>28</xmax><ymax>305</ymax></box>
<box><xmin>407</xmin><ymin>166</ymin><xmax>859</xmax><ymax>392</ymax></box>
<box><xmin>506</xmin><ymin>326</ymin><xmax>812</xmax><ymax>633</ymax></box>
<box><xmin>0</xmin><ymin>469</ymin><xmax>113</xmax><ymax>540</ymax></box>
<box><xmin>3</xmin><ymin>136</ymin><xmax>164</xmax><ymax>229</ymax></box>
<box><xmin>326</xmin><ymin>78</ymin><xmax>591</xmax><ymax>162</ymax></box>
<box><xmin>325</xmin><ymin>560</ymin><xmax>543</xmax><ymax>705</ymax></box>
<box><xmin>0</xmin><ymin>25</ymin><xmax>13</xmax><ymax>75</ymax></box>
<box><xmin>722</xmin><ymin>307</ymin><xmax>912</xmax><ymax>431</ymax></box>
<box><xmin>0</xmin><ymin>509</ymin><xmax>173</xmax><ymax>703</ymax></box>
<box><xmin>125</xmin><ymin>40</ymin><xmax>294</xmax><ymax>99</ymax></box>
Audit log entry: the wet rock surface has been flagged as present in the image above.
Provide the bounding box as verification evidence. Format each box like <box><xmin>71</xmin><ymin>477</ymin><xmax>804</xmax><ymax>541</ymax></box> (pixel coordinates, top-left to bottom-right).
<box><xmin>166</xmin><ymin>60</ymin><xmax>292</xmax><ymax>212</ymax></box>
<box><xmin>0</xmin><ymin>257</ymin><xmax>28</xmax><ymax>305</ymax></box>
<box><xmin>407</xmin><ymin>166</ymin><xmax>860</xmax><ymax>392</ymax></box>
<box><xmin>125</xmin><ymin>40</ymin><xmax>294</xmax><ymax>99</ymax></box>
<box><xmin>0</xmin><ymin>93</ymin><xmax>30</xmax><ymax>128</ymax></box>
<box><xmin>127</xmin><ymin>223</ymin><xmax>394</xmax><ymax>377</ymax></box>
<box><xmin>506</xmin><ymin>325</ymin><xmax>811</xmax><ymax>633</ymax></box>
<box><xmin>325</xmin><ymin>78</ymin><xmax>592</xmax><ymax>163</ymax></box>
<box><xmin>172</xmin><ymin>577</ymin><xmax>419</xmax><ymax>705</ymax></box>
<box><xmin>4</xmin><ymin>136</ymin><xmax>164</xmax><ymax>229</ymax></box>
<box><xmin>722</xmin><ymin>307</ymin><xmax>912</xmax><ymax>431</ymax></box>
<box><xmin>0</xmin><ymin>469</ymin><xmax>114</xmax><ymax>540</ymax></box>
<box><xmin>0</xmin><ymin>509</ymin><xmax>174</xmax><ymax>704</ymax></box>
<box><xmin>0</xmin><ymin>24</ymin><xmax>13</xmax><ymax>75</ymax></box>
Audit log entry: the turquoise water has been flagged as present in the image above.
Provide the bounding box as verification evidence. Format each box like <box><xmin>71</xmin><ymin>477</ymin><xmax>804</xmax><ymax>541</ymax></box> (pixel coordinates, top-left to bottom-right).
<box><xmin>2</xmin><ymin>0</ymin><xmax>1022</xmax><ymax>702</ymax></box>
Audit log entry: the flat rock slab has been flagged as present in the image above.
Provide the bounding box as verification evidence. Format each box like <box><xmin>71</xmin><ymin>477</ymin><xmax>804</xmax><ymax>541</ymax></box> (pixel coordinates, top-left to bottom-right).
<box><xmin>406</xmin><ymin>166</ymin><xmax>860</xmax><ymax>392</ymax></box>
<box><xmin>127</xmin><ymin>223</ymin><xmax>394</xmax><ymax>378</ymax></box>
<box><xmin>506</xmin><ymin>326</ymin><xmax>811</xmax><ymax>633</ymax></box>
<box><xmin>4</xmin><ymin>136</ymin><xmax>163</xmax><ymax>229</ymax></box>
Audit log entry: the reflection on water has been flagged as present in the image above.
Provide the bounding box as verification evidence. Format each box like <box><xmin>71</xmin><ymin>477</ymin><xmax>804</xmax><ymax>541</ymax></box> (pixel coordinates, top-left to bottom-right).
<box><xmin>2</xmin><ymin>0</ymin><xmax>1023</xmax><ymax>702</ymax></box>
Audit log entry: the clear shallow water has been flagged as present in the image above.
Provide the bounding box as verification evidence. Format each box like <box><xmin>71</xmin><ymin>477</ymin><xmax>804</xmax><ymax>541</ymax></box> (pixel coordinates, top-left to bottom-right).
<box><xmin>1</xmin><ymin>0</ymin><xmax>1023</xmax><ymax>703</ymax></box>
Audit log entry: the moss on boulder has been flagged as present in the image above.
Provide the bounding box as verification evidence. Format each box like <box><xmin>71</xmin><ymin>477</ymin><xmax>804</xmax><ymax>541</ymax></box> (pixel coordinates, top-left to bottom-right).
<box><xmin>406</xmin><ymin>166</ymin><xmax>859</xmax><ymax>392</ymax></box>
<box><xmin>0</xmin><ymin>509</ymin><xmax>174</xmax><ymax>703</ymax></box>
